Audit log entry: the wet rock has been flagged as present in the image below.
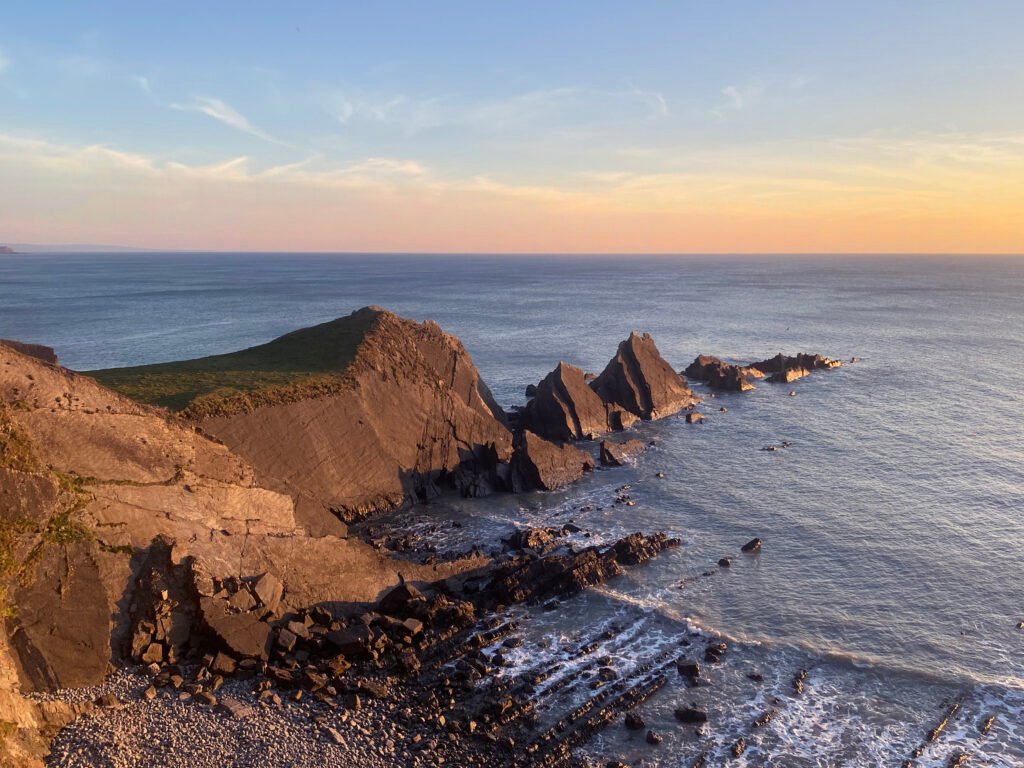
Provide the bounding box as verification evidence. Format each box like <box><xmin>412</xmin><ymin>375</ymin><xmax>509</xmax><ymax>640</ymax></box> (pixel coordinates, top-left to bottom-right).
<box><xmin>684</xmin><ymin>355</ymin><xmax>756</xmax><ymax>392</ymax></box>
<box><xmin>480</xmin><ymin>532</ymin><xmax>679</xmax><ymax>608</ymax></box>
<box><xmin>741</xmin><ymin>538</ymin><xmax>762</xmax><ymax>553</ymax></box>
<box><xmin>599</xmin><ymin>439</ymin><xmax>647</xmax><ymax>467</ymax></box>
<box><xmin>686</xmin><ymin>411</ymin><xmax>704</xmax><ymax>424</ymax></box>
<box><xmin>511</xmin><ymin>430</ymin><xmax>595</xmax><ymax>492</ymax></box>
<box><xmin>624</xmin><ymin>712</ymin><xmax>645</xmax><ymax>730</ymax></box>
<box><xmin>525</xmin><ymin>383</ymin><xmax>537</xmax><ymax>398</ymax></box>
<box><xmin>592</xmin><ymin>332</ymin><xmax>699</xmax><ymax>421</ymax></box>
<box><xmin>505</xmin><ymin>526</ymin><xmax>564</xmax><ymax>553</ymax></box>
<box><xmin>674</xmin><ymin>706</ymin><xmax>708</xmax><ymax>724</ymax></box>
<box><xmin>646</xmin><ymin>729</ymin><xmax>663</xmax><ymax>745</ymax></box>
<box><xmin>748</xmin><ymin>352</ymin><xmax>841</xmax><ymax>383</ymax></box>
<box><xmin>717</xmin><ymin>557</ymin><xmax>731</xmax><ymax>568</ymax></box>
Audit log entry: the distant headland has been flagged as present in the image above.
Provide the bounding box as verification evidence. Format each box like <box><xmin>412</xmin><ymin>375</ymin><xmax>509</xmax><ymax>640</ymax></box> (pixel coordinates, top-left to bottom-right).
<box><xmin>0</xmin><ymin>246</ymin><xmax>15</xmax><ymax>254</ymax></box>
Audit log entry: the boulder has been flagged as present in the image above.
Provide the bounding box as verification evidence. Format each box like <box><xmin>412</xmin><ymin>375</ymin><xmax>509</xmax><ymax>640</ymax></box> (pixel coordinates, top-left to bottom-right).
<box><xmin>198</xmin><ymin>597</ymin><xmax>272</xmax><ymax>660</ymax></box>
<box><xmin>599</xmin><ymin>439</ymin><xmax>647</xmax><ymax>467</ymax></box>
<box><xmin>591</xmin><ymin>332</ymin><xmax>698</xmax><ymax>420</ymax></box>
<box><xmin>519</xmin><ymin>362</ymin><xmax>609</xmax><ymax>441</ymax></box>
<box><xmin>624</xmin><ymin>712</ymin><xmax>645</xmax><ymax>730</ymax></box>
<box><xmin>511</xmin><ymin>430</ymin><xmax>595</xmax><ymax>492</ymax></box>
<box><xmin>741</xmin><ymin>538</ymin><xmax>762</xmax><ymax>553</ymax></box>
<box><xmin>674</xmin><ymin>706</ymin><xmax>708</xmax><ymax>724</ymax></box>
<box><xmin>252</xmin><ymin>572</ymin><xmax>283</xmax><ymax>614</ymax></box>
<box><xmin>377</xmin><ymin>582</ymin><xmax>424</xmax><ymax>616</ymax></box>
<box><xmin>686</xmin><ymin>412</ymin><xmax>703</xmax><ymax>424</ymax></box>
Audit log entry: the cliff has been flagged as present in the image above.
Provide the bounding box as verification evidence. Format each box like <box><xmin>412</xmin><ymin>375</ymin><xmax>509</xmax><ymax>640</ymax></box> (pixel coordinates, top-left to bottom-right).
<box><xmin>0</xmin><ymin>340</ymin><xmax>484</xmax><ymax>763</ymax></box>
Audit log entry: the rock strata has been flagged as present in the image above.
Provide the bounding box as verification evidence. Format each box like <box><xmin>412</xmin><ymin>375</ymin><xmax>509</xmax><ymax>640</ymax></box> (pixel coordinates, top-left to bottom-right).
<box><xmin>592</xmin><ymin>332</ymin><xmax>698</xmax><ymax>421</ymax></box>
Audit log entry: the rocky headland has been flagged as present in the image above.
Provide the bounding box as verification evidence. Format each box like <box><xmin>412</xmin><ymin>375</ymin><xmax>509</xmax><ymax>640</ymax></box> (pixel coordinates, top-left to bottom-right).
<box><xmin>0</xmin><ymin>310</ymin><xmax>843</xmax><ymax>766</ymax></box>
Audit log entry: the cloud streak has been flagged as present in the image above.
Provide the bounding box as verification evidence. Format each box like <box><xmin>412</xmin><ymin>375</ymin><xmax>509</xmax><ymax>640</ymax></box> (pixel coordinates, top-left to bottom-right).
<box><xmin>172</xmin><ymin>97</ymin><xmax>290</xmax><ymax>146</ymax></box>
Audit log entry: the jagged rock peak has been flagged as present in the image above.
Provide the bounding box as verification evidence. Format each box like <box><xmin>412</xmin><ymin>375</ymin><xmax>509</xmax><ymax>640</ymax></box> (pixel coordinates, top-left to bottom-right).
<box><xmin>591</xmin><ymin>332</ymin><xmax>698</xmax><ymax>421</ymax></box>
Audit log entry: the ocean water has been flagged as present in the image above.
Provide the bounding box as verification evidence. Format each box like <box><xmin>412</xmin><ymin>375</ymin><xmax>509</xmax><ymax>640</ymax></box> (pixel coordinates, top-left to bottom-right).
<box><xmin>3</xmin><ymin>252</ymin><xmax>1023</xmax><ymax>765</ymax></box>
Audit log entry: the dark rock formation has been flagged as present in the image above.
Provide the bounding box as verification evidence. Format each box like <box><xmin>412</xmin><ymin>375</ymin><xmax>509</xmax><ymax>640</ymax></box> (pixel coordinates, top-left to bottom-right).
<box><xmin>748</xmin><ymin>353</ymin><xmax>841</xmax><ymax>384</ymax></box>
<box><xmin>592</xmin><ymin>332</ymin><xmax>698</xmax><ymax>421</ymax></box>
<box><xmin>741</xmin><ymin>538</ymin><xmax>762</xmax><ymax>553</ymax></box>
<box><xmin>599</xmin><ymin>439</ymin><xmax>647</xmax><ymax>467</ymax></box>
<box><xmin>684</xmin><ymin>355</ymin><xmax>756</xmax><ymax>392</ymax></box>
<box><xmin>518</xmin><ymin>362</ymin><xmax>609</xmax><ymax>442</ymax></box>
<box><xmin>478</xmin><ymin>532</ymin><xmax>679</xmax><ymax>608</ymax></box>
<box><xmin>511</xmin><ymin>430</ymin><xmax>594</xmax><ymax>492</ymax></box>
<box><xmin>0</xmin><ymin>340</ymin><xmax>58</xmax><ymax>366</ymax></box>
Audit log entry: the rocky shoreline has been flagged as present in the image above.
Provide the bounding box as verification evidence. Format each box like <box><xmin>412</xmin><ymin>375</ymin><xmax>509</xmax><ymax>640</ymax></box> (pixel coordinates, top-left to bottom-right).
<box><xmin>0</xmin><ymin>310</ymin><xmax>847</xmax><ymax>766</ymax></box>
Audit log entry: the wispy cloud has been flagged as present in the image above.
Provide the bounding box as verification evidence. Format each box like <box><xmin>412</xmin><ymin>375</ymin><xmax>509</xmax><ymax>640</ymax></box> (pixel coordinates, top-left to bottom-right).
<box><xmin>0</xmin><ymin>48</ymin><xmax>9</xmax><ymax>74</ymax></box>
<box><xmin>629</xmin><ymin>83</ymin><xmax>669</xmax><ymax>117</ymax></box>
<box><xmin>172</xmin><ymin>96</ymin><xmax>289</xmax><ymax>146</ymax></box>
<box><xmin>712</xmin><ymin>84</ymin><xmax>762</xmax><ymax>119</ymax></box>
<box><xmin>132</xmin><ymin>75</ymin><xmax>151</xmax><ymax>94</ymax></box>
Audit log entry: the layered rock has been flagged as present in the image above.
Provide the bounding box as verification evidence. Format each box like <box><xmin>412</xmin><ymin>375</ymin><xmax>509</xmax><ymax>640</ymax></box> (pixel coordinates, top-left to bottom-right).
<box><xmin>510</xmin><ymin>430</ymin><xmax>595</xmax><ymax>492</ymax></box>
<box><xmin>187</xmin><ymin>308</ymin><xmax>514</xmax><ymax>524</ymax></box>
<box><xmin>748</xmin><ymin>353</ymin><xmax>842</xmax><ymax>383</ymax></box>
<box><xmin>0</xmin><ymin>341</ymin><xmax>487</xmax><ymax>764</ymax></box>
<box><xmin>519</xmin><ymin>332</ymin><xmax>699</xmax><ymax>441</ymax></box>
<box><xmin>517</xmin><ymin>362</ymin><xmax>608</xmax><ymax>441</ymax></box>
<box><xmin>0</xmin><ymin>340</ymin><xmax>57</xmax><ymax>366</ymax></box>
<box><xmin>591</xmin><ymin>332</ymin><xmax>698</xmax><ymax>420</ymax></box>
<box><xmin>684</xmin><ymin>355</ymin><xmax>757</xmax><ymax>392</ymax></box>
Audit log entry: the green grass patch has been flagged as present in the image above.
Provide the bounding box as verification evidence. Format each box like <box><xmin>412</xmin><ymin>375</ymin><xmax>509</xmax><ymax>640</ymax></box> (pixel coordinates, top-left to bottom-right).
<box><xmin>87</xmin><ymin>310</ymin><xmax>378</xmax><ymax>414</ymax></box>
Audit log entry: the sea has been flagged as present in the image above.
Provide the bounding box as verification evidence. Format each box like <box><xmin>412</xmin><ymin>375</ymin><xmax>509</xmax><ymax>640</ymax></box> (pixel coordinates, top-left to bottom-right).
<box><xmin>2</xmin><ymin>252</ymin><xmax>1023</xmax><ymax>766</ymax></box>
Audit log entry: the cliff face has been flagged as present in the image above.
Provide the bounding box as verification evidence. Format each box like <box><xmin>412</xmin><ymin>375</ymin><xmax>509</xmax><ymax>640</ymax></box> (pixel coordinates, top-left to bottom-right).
<box><xmin>0</xmin><ymin>341</ymin><xmax>483</xmax><ymax>762</ymax></box>
<box><xmin>195</xmin><ymin>308</ymin><xmax>515</xmax><ymax>524</ymax></box>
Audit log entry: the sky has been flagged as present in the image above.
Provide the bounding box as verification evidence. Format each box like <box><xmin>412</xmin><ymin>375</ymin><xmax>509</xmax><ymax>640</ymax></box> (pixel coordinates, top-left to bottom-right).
<box><xmin>1</xmin><ymin>1</ymin><xmax>1023</xmax><ymax>253</ymax></box>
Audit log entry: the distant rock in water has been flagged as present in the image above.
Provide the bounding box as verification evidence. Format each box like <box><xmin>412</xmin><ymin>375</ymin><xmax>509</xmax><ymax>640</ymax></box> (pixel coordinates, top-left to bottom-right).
<box><xmin>592</xmin><ymin>332</ymin><xmax>698</xmax><ymax>420</ymax></box>
<box><xmin>0</xmin><ymin>339</ymin><xmax>58</xmax><ymax>365</ymax></box>
<box><xmin>684</xmin><ymin>355</ymin><xmax>757</xmax><ymax>392</ymax></box>
<box><xmin>748</xmin><ymin>352</ymin><xmax>842</xmax><ymax>384</ymax></box>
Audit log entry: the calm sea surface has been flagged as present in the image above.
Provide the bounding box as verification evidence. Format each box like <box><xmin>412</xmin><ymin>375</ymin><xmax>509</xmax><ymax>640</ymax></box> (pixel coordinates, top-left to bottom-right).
<box><xmin>3</xmin><ymin>253</ymin><xmax>1023</xmax><ymax>765</ymax></box>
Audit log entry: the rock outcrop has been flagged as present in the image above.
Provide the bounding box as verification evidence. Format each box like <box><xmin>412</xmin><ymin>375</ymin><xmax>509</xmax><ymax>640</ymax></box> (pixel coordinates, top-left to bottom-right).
<box><xmin>0</xmin><ymin>341</ymin><xmax>489</xmax><ymax>762</ymax></box>
<box><xmin>599</xmin><ymin>439</ymin><xmax>647</xmax><ymax>467</ymax></box>
<box><xmin>519</xmin><ymin>332</ymin><xmax>699</xmax><ymax>442</ymax></box>
<box><xmin>510</xmin><ymin>430</ymin><xmax>595</xmax><ymax>492</ymax></box>
<box><xmin>518</xmin><ymin>362</ymin><xmax>608</xmax><ymax>442</ymax></box>
<box><xmin>591</xmin><ymin>332</ymin><xmax>698</xmax><ymax>421</ymax></box>
<box><xmin>0</xmin><ymin>340</ymin><xmax>57</xmax><ymax>366</ymax></box>
<box><xmin>684</xmin><ymin>355</ymin><xmax>757</xmax><ymax>392</ymax></box>
<box><xmin>748</xmin><ymin>353</ymin><xmax>842</xmax><ymax>383</ymax></box>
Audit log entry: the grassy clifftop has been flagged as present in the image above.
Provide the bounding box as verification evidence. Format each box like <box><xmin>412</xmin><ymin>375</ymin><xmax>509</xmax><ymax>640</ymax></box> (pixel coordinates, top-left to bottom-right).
<box><xmin>88</xmin><ymin>308</ymin><xmax>380</xmax><ymax>415</ymax></box>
